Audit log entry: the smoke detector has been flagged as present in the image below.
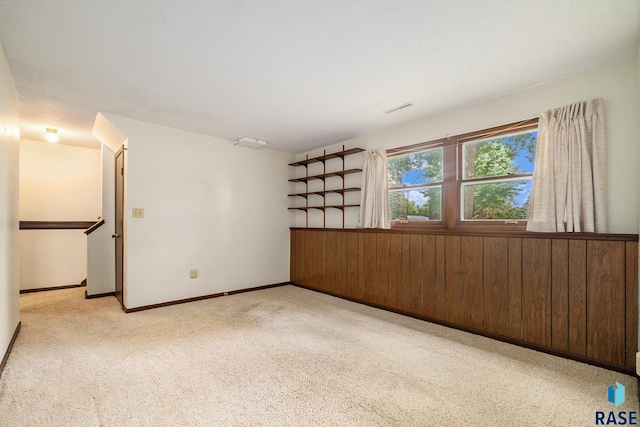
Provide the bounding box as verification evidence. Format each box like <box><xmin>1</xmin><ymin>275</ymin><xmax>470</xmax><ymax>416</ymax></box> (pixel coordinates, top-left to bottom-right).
<box><xmin>233</xmin><ymin>136</ymin><xmax>267</xmax><ymax>149</ymax></box>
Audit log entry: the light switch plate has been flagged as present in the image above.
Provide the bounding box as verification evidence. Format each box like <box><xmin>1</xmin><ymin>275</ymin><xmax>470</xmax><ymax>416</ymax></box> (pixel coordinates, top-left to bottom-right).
<box><xmin>132</xmin><ymin>208</ymin><xmax>144</xmax><ymax>218</ymax></box>
<box><xmin>190</xmin><ymin>269</ymin><xmax>198</xmax><ymax>279</ymax></box>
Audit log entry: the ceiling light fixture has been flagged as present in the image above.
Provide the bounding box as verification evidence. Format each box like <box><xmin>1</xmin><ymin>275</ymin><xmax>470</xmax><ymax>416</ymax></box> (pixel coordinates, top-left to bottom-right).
<box><xmin>384</xmin><ymin>102</ymin><xmax>413</xmax><ymax>114</ymax></box>
<box><xmin>45</xmin><ymin>128</ymin><xmax>59</xmax><ymax>143</ymax></box>
<box><xmin>233</xmin><ymin>136</ymin><xmax>267</xmax><ymax>149</ymax></box>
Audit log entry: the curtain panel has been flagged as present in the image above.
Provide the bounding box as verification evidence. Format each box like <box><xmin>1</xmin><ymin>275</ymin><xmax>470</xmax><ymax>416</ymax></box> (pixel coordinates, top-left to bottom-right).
<box><xmin>527</xmin><ymin>98</ymin><xmax>607</xmax><ymax>233</ymax></box>
<box><xmin>360</xmin><ymin>150</ymin><xmax>390</xmax><ymax>229</ymax></box>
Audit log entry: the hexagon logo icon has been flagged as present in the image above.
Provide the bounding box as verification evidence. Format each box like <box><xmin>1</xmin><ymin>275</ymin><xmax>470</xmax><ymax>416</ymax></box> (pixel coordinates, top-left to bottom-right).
<box><xmin>607</xmin><ymin>382</ymin><xmax>625</xmax><ymax>407</ymax></box>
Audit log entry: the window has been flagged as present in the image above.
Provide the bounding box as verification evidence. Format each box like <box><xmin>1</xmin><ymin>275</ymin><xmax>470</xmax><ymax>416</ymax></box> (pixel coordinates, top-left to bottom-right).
<box><xmin>387</xmin><ymin>119</ymin><xmax>538</xmax><ymax>230</ymax></box>
<box><xmin>388</xmin><ymin>147</ymin><xmax>443</xmax><ymax>221</ymax></box>
<box><xmin>460</xmin><ymin>130</ymin><xmax>537</xmax><ymax>220</ymax></box>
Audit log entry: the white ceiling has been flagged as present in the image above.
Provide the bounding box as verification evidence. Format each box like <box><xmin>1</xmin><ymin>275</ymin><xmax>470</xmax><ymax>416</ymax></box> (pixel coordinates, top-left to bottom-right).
<box><xmin>0</xmin><ymin>1</ymin><xmax>638</xmax><ymax>152</ymax></box>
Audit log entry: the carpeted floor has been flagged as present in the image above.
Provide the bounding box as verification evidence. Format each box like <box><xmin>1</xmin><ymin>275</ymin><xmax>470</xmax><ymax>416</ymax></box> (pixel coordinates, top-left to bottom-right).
<box><xmin>0</xmin><ymin>285</ymin><xmax>637</xmax><ymax>426</ymax></box>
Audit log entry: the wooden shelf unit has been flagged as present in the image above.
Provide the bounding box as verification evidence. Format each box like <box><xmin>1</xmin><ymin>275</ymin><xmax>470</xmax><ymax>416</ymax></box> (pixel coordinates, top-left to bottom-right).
<box><xmin>288</xmin><ymin>204</ymin><xmax>361</xmax><ymax>212</ymax></box>
<box><xmin>288</xmin><ymin>148</ymin><xmax>365</xmax><ymax>167</ymax></box>
<box><xmin>288</xmin><ymin>169</ymin><xmax>362</xmax><ymax>183</ymax></box>
<box><xmin>288</xmin><ymin>146</ymin><xmax>364</xmax><ymax>228</ymax></box>
<box><xmin>288</xmin><ymin>187</ymin><xmax>361</xmax><ymax>198</ymax></box>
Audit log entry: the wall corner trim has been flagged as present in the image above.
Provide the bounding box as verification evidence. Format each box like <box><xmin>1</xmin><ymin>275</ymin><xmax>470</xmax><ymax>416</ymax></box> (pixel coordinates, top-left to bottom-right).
<box><xmin>0</xmin><ymin>321</ymin><xmax>21</xmax><ymax>380</ymax></box>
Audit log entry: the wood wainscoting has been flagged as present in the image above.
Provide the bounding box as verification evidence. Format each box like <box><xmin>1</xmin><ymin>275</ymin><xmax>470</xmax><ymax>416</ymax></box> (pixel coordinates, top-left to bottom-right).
<box><xmin>290</xmin><ymin>228</ymin><xmax>639</xmax><ymax>374</ymax></box>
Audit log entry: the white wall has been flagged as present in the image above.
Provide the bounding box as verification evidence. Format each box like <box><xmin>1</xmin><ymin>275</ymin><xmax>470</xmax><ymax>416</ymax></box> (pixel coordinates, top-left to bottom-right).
<box><xmin>19</xmin><ymin>231</ymin><xmax>88</xmax><ymax>290</ymax></box>
<box><xmin>0</xmin><ymin>41</ymin><xmax>20</xmax><ymax>367</ymax></box>
<box><xmin>293</xmin><ymin>58</ymin><xmax>640</xmax><ymax>233</ymax></box>
<box><xmin>18</xmin><ymin>140</ymin><xmax>101</xmax><ymax>289</ymax></box>
<box><xmin>19</xmin><ymin>140</ymin><xmax>101</xmax><ymax>220</ymax></box>
<box><xmin>103</xmin><ymin>114</ymin><xmax>292</xmax><ymax>309</ymax></box>
<box><xmin>86</xmin><ymin>144</ymin><xmax>116</xmax><ymax>296</ymax></box>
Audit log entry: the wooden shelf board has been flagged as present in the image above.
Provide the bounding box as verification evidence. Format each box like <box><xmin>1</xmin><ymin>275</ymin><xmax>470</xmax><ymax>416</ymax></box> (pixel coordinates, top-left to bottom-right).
<box><xmin>288</xmin><ymin>204</ymin><xmax>360</xmax><ymax>212</ymax></box>
<box><xmin>288</xmin><ymin>187</ymin><xmax>361</xmax><ymax>198</ymax></box>
<box><xmin>289</xmin><ymin>148</ymin><xmax>365</xmax><ymax>167</ymax></box>
<box><xmin>288</xmin><ymin>168</ymin><xmax>362</xmax><ymax>183</ymax></box>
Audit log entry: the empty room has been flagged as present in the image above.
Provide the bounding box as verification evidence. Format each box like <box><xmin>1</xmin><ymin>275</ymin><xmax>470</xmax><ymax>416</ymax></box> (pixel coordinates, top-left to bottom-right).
<box><xmin>1</xmin><ymin>1</ymin><xmax>639</xmax><ymax>426</ymax></box>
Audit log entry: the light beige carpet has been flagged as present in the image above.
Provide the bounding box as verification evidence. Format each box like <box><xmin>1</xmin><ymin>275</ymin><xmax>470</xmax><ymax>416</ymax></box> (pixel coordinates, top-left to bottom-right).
<box><xmin>0</xmin><ymin>285</ymin><xmax>637</xmax><ymax>426</ymax></box>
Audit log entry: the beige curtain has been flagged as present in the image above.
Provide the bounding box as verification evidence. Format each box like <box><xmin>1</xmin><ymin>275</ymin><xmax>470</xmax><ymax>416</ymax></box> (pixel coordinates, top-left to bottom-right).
<box><xmin>360</xmin><ymin>150</ymin><xmax>390</xmax><ymax>229</ymax></box>
<box><xmin>527</xmin><ymin>98</ymin><xmax>607</xmax><ymax>233</ymax></box>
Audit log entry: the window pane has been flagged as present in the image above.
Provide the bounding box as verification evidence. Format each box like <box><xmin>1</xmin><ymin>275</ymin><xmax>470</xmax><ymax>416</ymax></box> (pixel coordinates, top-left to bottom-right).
<box><xmin>462</xmin><ymin>131</ymin><xmax>537</xmax><ymax>179</ymax></box>
<box><xmin>388</xmin><ymin>148</ymin><xmax>443</xmax><ymax>187</ymax></box>
<box><xmin>462</xmin><ymin>179</ymin><xmax>531</xmax><ymax>220</ymax></box>
<box><xmin>389</xmin><ymin>186</ymin><xmax>441</xmax><ymax>221</ymax></box>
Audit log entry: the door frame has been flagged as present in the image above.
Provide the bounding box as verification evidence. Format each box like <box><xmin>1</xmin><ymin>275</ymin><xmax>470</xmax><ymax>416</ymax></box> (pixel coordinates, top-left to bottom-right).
<box><xmin>114</xmin><ymin>146</ymin><xmax>125</xmax><ymax>309</ymax></box>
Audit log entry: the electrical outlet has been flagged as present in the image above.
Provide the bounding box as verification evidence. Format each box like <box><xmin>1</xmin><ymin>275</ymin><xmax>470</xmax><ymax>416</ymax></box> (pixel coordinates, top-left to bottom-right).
<box><xmin>189</xmin><ymin>269</ymin><xmax>198</xmax><ymax>279</ymax></box>
<box><xmin>132</xmin><ymin>208</ymin><xmax>144</xmax><ymax>218</ymax></box>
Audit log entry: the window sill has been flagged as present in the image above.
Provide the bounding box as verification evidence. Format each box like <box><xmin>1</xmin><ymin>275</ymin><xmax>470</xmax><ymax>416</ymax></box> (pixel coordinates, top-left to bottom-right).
<box><xmin>390</xmin><ymin>220</ymin><xmax>528</xmax><ymax>233</ymax></box>
<box><xmin>290</xmin><ymin>226</ymin><xmax>639</xmax><ymax>241</ymax></box>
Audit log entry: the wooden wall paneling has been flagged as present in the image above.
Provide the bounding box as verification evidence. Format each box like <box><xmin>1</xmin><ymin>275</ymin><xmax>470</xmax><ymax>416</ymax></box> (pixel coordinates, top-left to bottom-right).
<box><xmin>354</xmin><ymin>234</ymin><xmax>365</xmax><ymax>300</ymax></box>
<box><xmin>483</xmin><ymin>237</ymin><xmax>509</xmax><ymax>336</ymax></box>
<box><xmin>295</xmin><ymin>230</ymin><xmax>305</xmax><ymax>286</ymax></box>
<box><xmin>362</xmin><ymin>233</ymin><xmax>378</xmax><ymax>303</ymax></box>
<box><xmin>295</xmin><ymin>230</ymin><xmax>303</xmax><ymax>284</ymax></box>
<box><xmin>409</xmin><ymin>235</ymin><xmax>423</xmax><ymax>314</ymax></box>
<box><xmin>521</xmin><ymin>238</ymin><xmax>552</xmax><ymax>347</ymax></box>
<box><xmin>299</xmin><ymin>231</ymin><xmax>313</xmax><ymax>286</ymax></box>
<box><xmin>315</xmin><ymin>231</ymin><xmax>327</xmax><ymax>291</ymax></box>
<box><xmin>445</xmin><ymin>236</ymin><xmax>462</xmax><ymax>324</ymax></box>
<box><xmin>625</xmin><ymin>242</ymin><xmax>638</xmax><ymax>369</ymax></box>
<box><xmin>551</xmin><ymin>240</ymin><xmax>569</xmax><ymax>352</ymax></box>
<box><xmin>345</xmin><ymin>232</ymin><xmax>359</xmax><ymax>299</ymax></box>
<box><xmin>421</xmin><ymin>235</ymin><xmax>436</xmax><ymax>318</ymax></box>
<box><xmin>325</xmin><ymin>231</ymin><xmax>338</xmax><ymax>294</ymax></box>
<box><xmin>376</xmin><ymin>234</ymin><xmax>391</xmax><ymax>307</ymax></box>
<box><xmin>434</xmin><ymin>236</ymin><xmax>447</xmax><ymax>320</ymax></box>
<box><xmin>460</xmin><ymin>236</ymin><xmax>483</xmax><ymax>330</ymax></box>
<box><xmin>298</xmin><ymin>230</ymin><xmax>305</xmax><ymax>284</ymax></box>
<box><xmin>507</xmin><ymin>238</ymin><xmax>522</xmax><ymax>339</ymax></box>
<box><xmin>337</xmin><ymin>232</ymin><xmax>348</xmax><ymax>296</ymax></box>
<box><xmin>388</xmin><ymin>234</ymin><xmax>403</xmax><ymax>310</ymax></box>
<box><xmin>400</xmin><ymin>235</ymin><xmax>411</xmax><ymax>311</ymax></box>
<box><xmin>291</xmin><ymin>229</ymin><xmax>637</xmax><ymax>373</ymax></box>
<box><xmin>290</xmin><ymin>230</ymin><xmax>299</xmax><ymax>283</ymax></box>
<box><xmin>586</xmin><ymin>241</ymin><xmax>626</xmax><ymax>365</ymax></box>
<box><xmin>300</xmin><ymin>230</ymin><xmax>307</xmax><ymax>285</ymax></box>
<box><xmin>303</xmin><ymin>230</ymin><xmax>314</xmax><ymax>288</ymax></box>
<box><xmin>568</xmin><ymin>240</ymin><xmax>587</xmax><ymax>356</ymax></box>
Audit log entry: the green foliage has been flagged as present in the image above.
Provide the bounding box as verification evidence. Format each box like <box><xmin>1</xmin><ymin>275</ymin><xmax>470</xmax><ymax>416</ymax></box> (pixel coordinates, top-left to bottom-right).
<box><xmin>465</xmin><ymin>181</ymin><xmax>530</xmax><ymax>220</ymax></box>
<box><xmin>388</xmin><ymin>149</ymin><xmax>443</xmax><ymax>221</ymax></box>
<box><xmin>388</xmin><ymin>149</ymin><xmax>442</xmax><ymax>187</ymax></box>
<box><xmin>464</xmin><ymin>132</ymin><xmax>536</xmax><ymax>219</ymax></box>
<box><xmin>389</xmin><ymin>188</ymin><xmax>441</xmax><ymax>220</ymax></box>
<box><xmin>466</xmin><ymin>132</ymin><xmax>536</xmax><ymax>178</ymax></box>
<box><xmin>389</xmin><ymin>191</ymin><xmax>416</xmax><ymax>219</ymax></box>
